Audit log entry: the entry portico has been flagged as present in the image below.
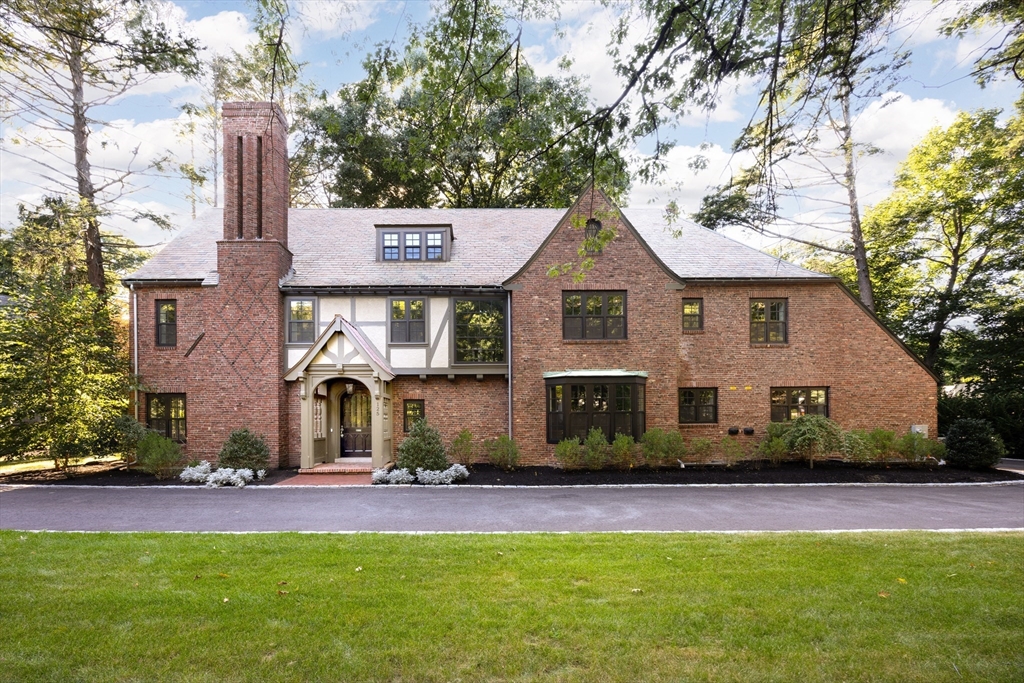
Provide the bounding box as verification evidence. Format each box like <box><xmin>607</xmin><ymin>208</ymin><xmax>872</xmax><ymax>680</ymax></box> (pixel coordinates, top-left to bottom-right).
<box><xmin>285</xmin><ymin>315</ymin><xmax>395</xmax><ymax>469</ymax></box>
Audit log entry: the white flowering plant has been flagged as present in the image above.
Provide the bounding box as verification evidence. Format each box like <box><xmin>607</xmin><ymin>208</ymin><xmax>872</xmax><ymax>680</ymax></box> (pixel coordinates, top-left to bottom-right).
<box><xmin>179</xmin><ymin>462</ymin><xmax>267</xmax><ymax>487</ymax></box>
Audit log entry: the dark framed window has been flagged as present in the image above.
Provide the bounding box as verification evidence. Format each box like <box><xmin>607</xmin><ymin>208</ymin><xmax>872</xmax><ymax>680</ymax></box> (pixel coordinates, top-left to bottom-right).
<box><xmin>562</xmin><ymin>291</ymin><xmax>626</xmax><ymax>340</ymax></box>
<box><xmin>427</xmin><ymin>232</ymin><xmax>443</xmax><ymax>260</ymax></box>
<box><xmin>751</xmin><ymin>299</ymin><xmax>787</xmax><ymax>343</ymax></box>
<box><xmin>454</xmin><ymin>298</ymin><xmax>505</xmax><ymax>363</ymax></box>
<box><xmin>679</xmin><ymin>388</ymin><xmax>717</xmax><ymax>423</ymax></box>
<box><xmin>155</xmin><ymin>300</ymin><xmax>177</xmax><ymax>346</ymax></box>
<box><xmin>390</xmin><ymin>298</ymin><xmax>426</xmax><ymax>344</ymax></box>
<box><xmin>404</xmin><ymin>232</ymin><xmax>421</xmax><ymax>260</ymax></box>
<box><xmin>771</xmin><ymin>387</ymin><xmax>828</xmax><ymax>422</ymax></box>
<box><xmin>383</xmin><ymin>233</ymin><xmax>399</xmax><ymax>260</ymax></box>
<box><xmin>682</xmin><ymin>298</ymin><xmax>703</xmax><ymax>331</ymax></box>
<box><xmin>546</xmin><ymin>376</ymin><xmax>646</xmax><ymax>443</ymax></box>
<box><xmin>147</xmin><ymin>393</ymin><xmax>186</xmax><ymax>442</ymax></box>
<box><xmin>287</xmin><ymin>298</ymin><xmax>315</xmax><ymax>344</ymax></box>
<box><xmin>403</xmin><ymin>399</ymin><xmax>425</xmax><ymax>432</ymax></box>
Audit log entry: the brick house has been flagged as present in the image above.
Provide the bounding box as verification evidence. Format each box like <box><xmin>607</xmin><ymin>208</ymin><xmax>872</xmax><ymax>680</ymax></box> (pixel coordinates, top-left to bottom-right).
<box><xmin>125</xmin><ymin>102</ymin><xmax>937</xmax><ymax>469</ymax></box>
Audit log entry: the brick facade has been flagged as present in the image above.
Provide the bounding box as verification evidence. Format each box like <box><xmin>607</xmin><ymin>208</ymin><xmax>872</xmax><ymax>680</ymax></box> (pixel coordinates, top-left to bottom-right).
<box><xmin>508</xmin><ymin>188</ymin><xmax>937</xmax><ymax>464</ymax></box>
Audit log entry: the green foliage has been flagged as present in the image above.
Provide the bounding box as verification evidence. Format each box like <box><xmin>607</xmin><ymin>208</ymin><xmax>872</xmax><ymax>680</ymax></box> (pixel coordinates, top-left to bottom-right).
<box><xmin>866</xmin><ymin>429</ymin><xmax>898</xmax><ymax>463</ymax></box>
<box><xmin>397</xmin><ymin>420</ymin><xmax>448</xmax><ymax>472</ymax></box>
<box><xmin>640</xmin><ymin>428</ymin><xmax>686</xmax><ymax>467</ymax></box>
<box><xmin>945</xmin><ymin>419</ymin><xmax>1007</xmax><ymax>469</ymax></box>
<box><xmin>940</xmin><ymin>391</ymin><xmax>1023</xmax><ymax>458</ymax></box>
<box><xmin>112</xmin><ymin>415</ymin><xmax>148</xmax><ymax>462</ymax></box>
<box><xmin>447</xmin><ymin>429</ymin><xmax>475</xmax><ymax>466</ymax></box>
<box><xmin>582</xmin><ymin>428</ymin><xmax>609</xmax><ymax>471</ymax></box>
<box><xmin>554</xmin><ymin>437</ymin><xmax>584</xmax><ymax>471</ymax></box>
<box><xmin>610</xmin><ymin>433</ymin><xmax>638</xmax><ymax>470</ymax></box>
<box><xmin>840</xmin><ymin>430</ymin><xmax>872</xmax><ymax>463</ymax></box>
<box><xmin>483</xmin><ymin>435</ymin><xmax>520</xmax><ymax>471</ymax></box>
<box><xmin>895</xmin><ymin>432</ymin><xmax>938</xmax><ymax>463</ymax></box>
<box><xmin>719</xmin><ymin>437</ymin><xmax>744</xmax><ymax>468</ymax></box>
<box><xmin>759</xmin><ymin>436</ymin><xmax>790</xmax><ymax>465</ymax></box>
<box><xmin>689</xmin><ymin>437</ymin><xmax>713</xmax><ymax>465</ymax></box>
<box><xmin>297</xmin><ymin>0</ymin><xmax>628</xmax><ymax>210</ymax></box>
<box><xmin>943</xmin><ymin>1</ymin><xmax>1024</xmax><ymax>86</ymax></box>
<box><xmin>136</xmin><ymin>432</ymin><xmax>182</xmax><ymax>480</ymax></box>
<box><xmin>217</xmin><ymin>428</ymin><xmax>270</xmax><ymax>471</ymax></box>
<box><xmin>784</xmin><ymin>415</ymin><xmax>843</xmax><ymax>467</ymax></box>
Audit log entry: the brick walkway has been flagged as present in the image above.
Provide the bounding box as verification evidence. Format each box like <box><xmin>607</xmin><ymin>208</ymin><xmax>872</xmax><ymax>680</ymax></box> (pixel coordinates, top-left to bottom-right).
<box><xmin>275</xmin><ymin>473</ymin><xmax>372</xmax><ymax>486</ymax></box>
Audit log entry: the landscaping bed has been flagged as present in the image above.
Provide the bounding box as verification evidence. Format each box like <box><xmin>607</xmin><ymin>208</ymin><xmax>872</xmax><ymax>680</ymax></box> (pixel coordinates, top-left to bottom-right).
<box><xmin>2</xmin><ymin>458</ymin><xmax>1020</xmax><ymax>486</ymax></box>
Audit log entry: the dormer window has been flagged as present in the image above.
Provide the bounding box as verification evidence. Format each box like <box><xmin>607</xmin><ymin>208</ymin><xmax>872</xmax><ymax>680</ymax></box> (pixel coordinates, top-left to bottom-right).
<box><xmin>377</xmin><ymin>225</ymin><xmax>452</xmax><ymax>262</ymax></box>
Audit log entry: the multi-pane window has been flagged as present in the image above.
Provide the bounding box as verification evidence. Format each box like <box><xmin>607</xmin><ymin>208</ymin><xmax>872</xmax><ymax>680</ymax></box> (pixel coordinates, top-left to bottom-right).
<box><xmin>679</xmin><ymin>388</ymin><xmax>717</xmax><ymax>423</ymax></box>
<box><xmin>147</xmin><ymin>393</ymin><xmax>186</xmax><ymax>442</ymax></box>
<box><xmin>427</xmin><ymin>232</ymin><xmax>443</xmax><ymax>260</ymax></box>
<box><xmin>405</xmin><ymin>233</ymin><xmax>421</xmax><ymax>260</ymax></box>
<box><xmin>390</xmin><ymin>298</ymin><xmax>426</xmax><ymax>344</ymax></box>
<box><xmin>383</xmin><ymin>233</ymin><xmax>400</xmax><ymax>260</ymax></box>
<box><xmin>682</xmin><ymin>299</ymin><xmax>703</xmax><ymax>331</ymax></box>
<box><xmin>454</xmin><ymin>299</ymin><xmax>505</xmax><ymax>363</ymax></box>
<box><xmin>155</xmin><ymin>300</ymin><xmax>177</xmax><ymax>346</ymax></box>
<box><xmin>771</xmin><ymin>387</ymin><xmax>828</xmax><ymax>421</ymax></box>
<box><xmin>750</xmin><ymin>299</ymin><xmax>787</xmax><ymax>343</ymax></box>
<box><xmin>287</xmin><ymin>299</ymin><xmax>315</xmax><ymax>344</ymax></box>
<box><xmin>563</xmin><ymin>291</ymin><xmax>626</xmax><ymax>339</ymax></box>
<box><xmin>546</xmin><ymin>377</ymin><xmax>646</xmax><ymax>443</ymax></box>
<box><xmin>404</xmin><ymin>399</ymin><xmax>425</xmax><ymax>432</ymax></box>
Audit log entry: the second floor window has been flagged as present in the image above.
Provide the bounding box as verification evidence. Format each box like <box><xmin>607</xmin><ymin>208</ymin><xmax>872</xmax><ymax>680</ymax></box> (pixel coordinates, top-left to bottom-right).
<box><xmin>383</xmin><ymin>233</ymin><xmax>399</xmax><ymax>260</ymax></box>
<box><xmin>750</xmin><ymin>299</ymin><xmax>787</xmax><ymax>343</ymax></box>
<box><xmin>156</xmin><ymin>300</ymin><xmax>176</xmax><ymax>346</ymax></box>
<box><xmin>682</xmin><ymin>299</ymin><xmax>703</xmax><ymax>331</ymax></box>
<box><xmin>427</xmin><ymin>232</ymin><xmax>443</xmax><ymax>260</ymax></box>
<box><xmin>454</xmin><ymin>298</ymin><xmax>505</xmax><ymax>363</ymax></box>
<box><xmin>288</xmin><ymin>299</ymin><xmax>315</xmax><ymax>344</ymax></box>
<box><xmin>563</xmin><ymin>291</ymin><xmax>626</xmax><ymax>339</ymax></box>
<box><xmin>391</xmin><ymin>298</ymin><xmax>426</xmax><ymax>344</ymax></box>
<box><xmin>405</xmin><ymin>233</ymin><xmax>421</xmax><ymax>260</ymax></box>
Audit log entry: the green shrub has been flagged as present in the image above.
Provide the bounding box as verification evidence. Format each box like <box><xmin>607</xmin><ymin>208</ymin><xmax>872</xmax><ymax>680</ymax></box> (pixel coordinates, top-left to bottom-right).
<box><xmin>719</xmin><ymin>436</ymin><xmax>744</xmax><ymax>467</ymax></box>
<box><xmin>690</xmin><ymin>437</ymin><xmax>713</xmax><ymax>465</ymax></box>
<box><xmin>866</xmin><ymin>429</ymin><xmax>897</xmax><ymax>463</ymax></box>
<box><xmin>758</xmin><ymin>436</ymin><xmax>789</xmax><ymax>465</ymax></box>
<box><xmin>945</xmin><ymin>418</ymin><xmax>1007</xmax><ymax>469</ymax></box>
<box><xmin>136</xmin><ymin>432</ymin><xmax>182</xmax><ymax>480</ymax></box>
<box><xmin>610</xmin><ymin>433</ymin><xmax>638</xmax><ymax>469</ymax></box>
<box><xmin>484</xmin><ymin>434</ymin><xmax>520</xmax><ymax>470</ymax></box>
<box><xmin>217</xmin><ymin>428</ymin><xmax>271</xmax><ymax>471</ymax></box>
<box><xmin>841</xmin><ymin>430</ymin><xmax>872</xmax><ymax>463</ymax></box>
<box><xmin>784</xmin><ymin>415</ymin><xmax>842</xmax><ymax>468</ymax></box>
<box><xmin>554</xmin><ymin>437</ymin><xmax>584</xmax><ymax>470</ymax></box>
<box><xmin>113</xmin><ymin>415</ymin><xmax>148</xmax><ymax>462</ymax></box>
<box><xmin>583</xmin><ymin>428</ymin><xmax>609</xmax><ymax>470</ymax></box>
<box><xmin>664</xmin><ymin>430</ymin><xmax>686</xmax><ymax>463</ymax></box>
<box><xmin>765</xmin><ymin>421</ymin><xmax>792</xmax><ymax>441</ymax></box>
<box><xmin>447</xmin><ymin>429</ymin><xmax>475</xmax><ymax>466</ymax></box>
<box><xmin>896</xmin><ymin>432</ymin><xmax>934</xmax><ymax>463</ymax></box>
<box><xmin>640</xmin><ymin>429</ymin><xmax>667</xmax><ymax>467</ymax></box>
<box><xmin>940</xmin><ymin>390</ymin><xmax>1022</xmax><ymax>458</ymax></box>
<box><xmin>397</xmin><ymin>420</ymin><xmax>448</xmax><ymax>472</ymax></box>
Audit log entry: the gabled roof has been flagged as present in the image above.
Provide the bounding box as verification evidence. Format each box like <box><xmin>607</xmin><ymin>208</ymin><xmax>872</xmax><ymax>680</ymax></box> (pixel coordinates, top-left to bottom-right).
<box><xmin>284</xmin><ymin>315</ymin><xmax>395</xmax><ymax>381</ymax></box>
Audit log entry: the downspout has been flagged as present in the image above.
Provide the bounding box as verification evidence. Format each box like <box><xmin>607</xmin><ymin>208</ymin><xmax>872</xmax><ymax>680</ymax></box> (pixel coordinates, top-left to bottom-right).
<box><xmin>507</xmin><ymin>290</ymin><xmax>512</xmax><ymax>438</ymax></box>
<box><xmin>131</xmin><ymin>284</ymin><xmax>139</xmax><ymax>422</ymax></box>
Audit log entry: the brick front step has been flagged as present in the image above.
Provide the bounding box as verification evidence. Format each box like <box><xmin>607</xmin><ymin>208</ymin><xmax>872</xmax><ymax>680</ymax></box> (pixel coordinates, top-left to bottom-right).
<box><xmin>299</xmin><ymin>462</ymin><xmax>375</xmax><ymax>474</ymax></box>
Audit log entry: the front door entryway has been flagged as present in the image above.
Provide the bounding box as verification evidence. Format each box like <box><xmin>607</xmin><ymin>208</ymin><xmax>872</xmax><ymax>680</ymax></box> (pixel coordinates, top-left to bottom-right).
<box><xmin>341</xmin><ymin>385</ymin><xmax>372</xmax><ymax>458</ymax></box>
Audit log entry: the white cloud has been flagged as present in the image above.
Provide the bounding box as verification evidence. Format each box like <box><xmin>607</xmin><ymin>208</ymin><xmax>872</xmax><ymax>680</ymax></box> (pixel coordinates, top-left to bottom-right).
<box><xmin>189</xmin><ymin>10</ymin><xmax>254</xmax><ymax>58</ymax></box>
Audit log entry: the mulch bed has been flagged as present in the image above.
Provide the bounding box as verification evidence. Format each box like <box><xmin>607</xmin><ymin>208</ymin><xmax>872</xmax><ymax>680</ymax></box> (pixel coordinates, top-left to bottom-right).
<box><xmin>2</xmin><ymin>459</ymin><xmax>1021</xmax><ymax>487</ymax></box>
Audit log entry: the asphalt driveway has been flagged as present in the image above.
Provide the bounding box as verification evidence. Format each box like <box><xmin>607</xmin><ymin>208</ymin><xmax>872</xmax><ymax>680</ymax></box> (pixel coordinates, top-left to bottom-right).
<box><xmin>1</xmin><ymin>483</ymin><xmax>1021</xmax><ymax>532</ymax></box>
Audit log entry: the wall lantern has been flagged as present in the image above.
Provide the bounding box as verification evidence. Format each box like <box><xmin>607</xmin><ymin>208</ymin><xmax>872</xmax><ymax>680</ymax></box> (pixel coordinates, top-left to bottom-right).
<box><xmin>584</xmin><ymin>218</ymin><xmax>601</xmax><ymax>254</ymax></box>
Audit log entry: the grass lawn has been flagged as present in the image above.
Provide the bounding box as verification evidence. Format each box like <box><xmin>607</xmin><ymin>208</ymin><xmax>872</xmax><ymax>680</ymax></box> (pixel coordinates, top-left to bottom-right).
<box><xmin>0</xmin><ymin>531</ymin><xmax>1020</xmax><ymax>682</ymax></box>
<box><xmin>0</xmin><ymin>455</ymin><xmax>121</xmax><ymax>477</ymax></box>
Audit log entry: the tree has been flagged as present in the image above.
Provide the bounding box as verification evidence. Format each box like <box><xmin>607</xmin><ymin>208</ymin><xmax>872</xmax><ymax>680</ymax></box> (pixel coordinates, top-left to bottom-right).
<box><xmin>0</xmin><ymin>198</ymin><xmax>131</xmax><ymax>467</ymax></box>
<box><xmin>295</xmin><ymin>0</ymin><xmax>628</xmax><ymax>209</ymax></box>
<box><xmin>943</xmin><ymin>0</ymin><xmax>1024</xmax><ymax>86</ymax></box>
<box><xmin>0</xmin><ymin>0</ymin><xmax>200</xmax><ymax>293</ymax></box>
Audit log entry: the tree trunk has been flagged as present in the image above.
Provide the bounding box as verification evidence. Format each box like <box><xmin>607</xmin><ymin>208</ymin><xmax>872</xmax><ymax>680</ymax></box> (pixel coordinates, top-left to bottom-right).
<box><xmin>840</xmin><ymin>90</ymin><xmax>875</xmax><ymax>313</ymax></box>
<box><xmin>69</xmin><ymin>37</ymin><xmax>106</xmax><ymax>294</ymax></box>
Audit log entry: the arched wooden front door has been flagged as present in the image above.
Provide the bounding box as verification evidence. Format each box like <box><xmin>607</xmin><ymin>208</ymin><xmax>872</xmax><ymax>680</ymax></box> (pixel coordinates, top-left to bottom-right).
<box><xmin>341</xmin><ymin>385</ymin><xmax>372</xmax><ymax>458</ymax></box>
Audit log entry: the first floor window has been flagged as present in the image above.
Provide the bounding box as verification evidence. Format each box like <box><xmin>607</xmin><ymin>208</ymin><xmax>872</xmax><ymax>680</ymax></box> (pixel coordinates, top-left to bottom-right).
<box><xmin>391</xmin><ymin>298</ymin><xmax>426</xmax><ymax>344</ymax></box>
<box><xmin>563</xmin><ymin>291</ymin><xmax>626</xmax><ymax>339</ymax></box>
<box><xmin>679</xmin><ymin>388</ymin><xmax>717</xmax><ymax>423</ymax></box>
<box><xmin>156</xmin><ymin>300</ymin><xmax>177</xmax><ymax>346</ymax></box>
<box><xmin>682</xmin><ymin>298</ymin><xmax>703</xmax><ymax>331</ymax></box>
<box><xmin>546</xmin><ymin>377</ymin><xmax>646</xmax><ymax>443</ymax></box>
<box><xmin>404</xmin><ymin>399</ymin><xmax>425</xmax><ymax>432</ymax></box>
<box><xmin>287</xmin><ymin>299</ymin><xmax>315</xmax><ymax>343</ymax></box>
<box><xmin>751</xmin><ymin>299</ymin><xmax>787</xmax><ymax>343</ymax></box>
<box><xmin>454</xmin><ymin>298</ymin><xmax>505</xmax><ymax>363</ymax></box>
<box><xmin>147</xmin><ymin>393</ymin><xmax>186</xmax><ymax>442</ymax></box>
<box><xmin>771</xmin><ymin>387</ymin><xmax>828</xmax><ymax>421</ymax></box>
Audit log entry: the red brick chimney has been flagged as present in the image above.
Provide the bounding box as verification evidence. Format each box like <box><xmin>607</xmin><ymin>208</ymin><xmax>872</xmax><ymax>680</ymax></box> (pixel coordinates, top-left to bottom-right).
<box><xmin>221</xmin><ymin>101</ymin><xmax>289</xmax><ymax>246</ymax></box>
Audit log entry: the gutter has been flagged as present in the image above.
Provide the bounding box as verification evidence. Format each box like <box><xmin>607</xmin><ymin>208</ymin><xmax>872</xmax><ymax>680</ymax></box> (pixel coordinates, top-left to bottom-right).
<box><xmin>122</xmin><ymin>278</ymin><xmax>205</xmax><ymax>288</ymax></box>
<box><xmin>507</xmin><ymin>289</ymin><xmax>513</xmax><ymax>439</ymax></box>
<box><xmin>131</xmin><ymin>284</ymin><xmax>139</xmax><ymax>422</ymax></box>
<box><xmin>279</xmin><ymin>285</ymin><xmax>505</xmax><ymax>296</ymax></box>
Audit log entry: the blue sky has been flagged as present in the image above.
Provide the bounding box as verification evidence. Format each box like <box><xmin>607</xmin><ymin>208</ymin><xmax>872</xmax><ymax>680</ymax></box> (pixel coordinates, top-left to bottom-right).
<box><xmin>0</xmin><ymin>0</ymin><xmax>1019</xmax><ymax>253</ymax></box>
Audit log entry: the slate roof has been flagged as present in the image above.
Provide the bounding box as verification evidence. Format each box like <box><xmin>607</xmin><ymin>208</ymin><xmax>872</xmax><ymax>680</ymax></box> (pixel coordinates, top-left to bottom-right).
<box><xmin>125</xmin><ymin>206</ymin><xmax>828</xmax><ymax>287</ymax></box>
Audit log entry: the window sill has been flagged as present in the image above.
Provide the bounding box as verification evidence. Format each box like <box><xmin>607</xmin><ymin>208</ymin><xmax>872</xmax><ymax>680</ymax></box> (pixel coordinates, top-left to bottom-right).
<box><xmin>680</xmin><ymin>330</ymin><xmax>705</xmax><ymax>335</ymax></box>
<box><xmin>286</xmin><ymin>342</ymin><xmax>314</xmax><ymax>347</ymax></box>
<box><xmin>561</xmin><ymin>339</ymin><xmax>630</xmax><ymax>344</ymax></box>
<box><xmin>389</xmin><ymin>342</ymin><xmax>429</xmax><ymax>347</ymax></box>
<box><xmin>154</xmin><ymin>345</ymin><xmax>177</xmax><ymax>350</ymax></box>
<box><xmin>678</xmin><ymin>422</ymin><xmax>718</xmax><ymax>427</ymax></box>
<box><xmin>750</xmin><ymin>343</ymin><xmax>790</xmax><ymax>348</ymax></box>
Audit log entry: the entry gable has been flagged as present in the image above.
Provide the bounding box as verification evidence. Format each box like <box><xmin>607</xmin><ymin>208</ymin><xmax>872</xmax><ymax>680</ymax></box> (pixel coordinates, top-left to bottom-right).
<box><xmin>284</xmin><ymin>315</ymin><xmax>395</xmax><ymax>381</ymax></box>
